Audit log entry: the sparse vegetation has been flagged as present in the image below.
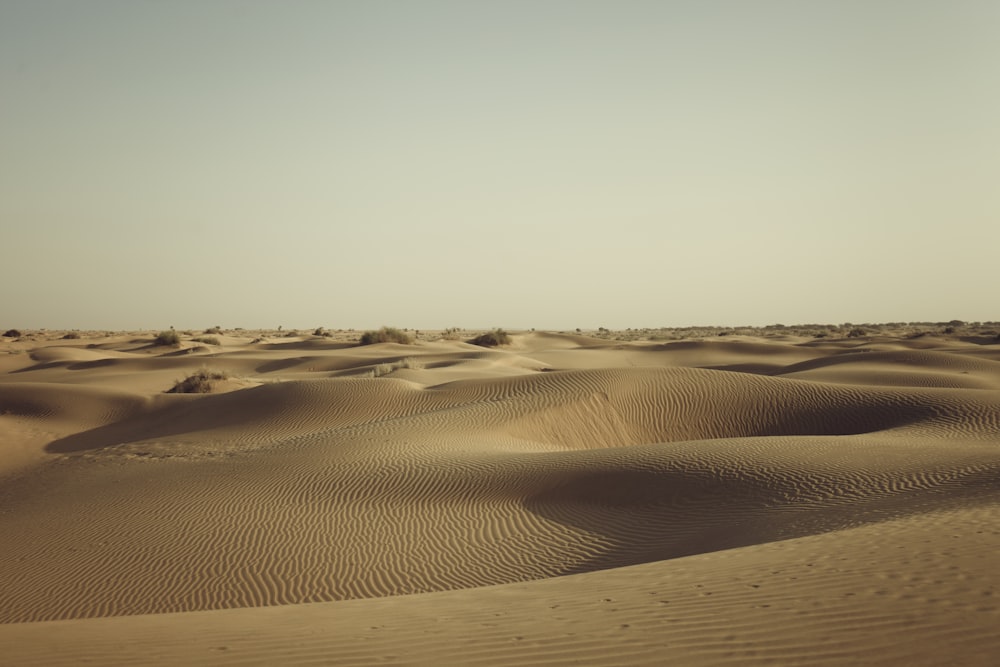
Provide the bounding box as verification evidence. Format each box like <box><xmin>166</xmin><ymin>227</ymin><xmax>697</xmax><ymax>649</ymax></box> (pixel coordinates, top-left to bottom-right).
<box><xmin>62</xmin><ymin>332</ymin><xmax>82</xmax><ymax>339</ymax></box>
<box><xmin>191</xmin><ymin>336</ymin><xmax>221</xmax><ymax>346</ymax></box>
<box><xmin>468</xmin><ymin>329</ymin><xmax>512</xmax><ymax>347</ymax></box>
<box><xmin>204</xmin><ymin>326</ymin><xmax>223</xmax><ymax>334</ymax></box>
<box><xmin>154</xmin><ymin>330</ymin><xmax>181</xmax><ymax>346</ymax></box>
<box><xmin>313</xmin><ymin>327</ymin><xmax>333</xmax><ymax>337</ymax></box>
<box><xmin>2</xmin><ymin>329</ymin><xmax>21</xmax><ymax>338</ymax></box>
<box><xmin>366</xmin><ymin>357</ymin><xmax>424</xmax><ymax>378</ymax></box>
<box><xmin>847</xmin><ymin>328</ymin><xmax>867</xmax><ymax>338</ymax></box>
<box><xmin>167</xmin><ymin>367</ymin><xmax>230</xmax><ymax>394</ymax></box>
<box><xmin>359</xmin><ymin>326</ymin><xmax>413</xmax><ymax>345</ymax></box>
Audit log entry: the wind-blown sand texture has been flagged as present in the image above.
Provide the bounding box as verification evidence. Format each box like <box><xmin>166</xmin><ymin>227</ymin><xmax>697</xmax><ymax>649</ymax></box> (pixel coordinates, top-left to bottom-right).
<box><xmin>1</xmin><ymin>328</ymin><xmax>999</xmax><ymax>666</ymax></box>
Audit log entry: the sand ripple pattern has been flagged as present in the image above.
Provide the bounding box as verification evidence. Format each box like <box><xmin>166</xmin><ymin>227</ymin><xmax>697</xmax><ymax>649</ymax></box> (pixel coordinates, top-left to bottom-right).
<box><xmin>2</xmin><ymin>349</ymin><xmax>999</xmax><ymax>623</ymax></box>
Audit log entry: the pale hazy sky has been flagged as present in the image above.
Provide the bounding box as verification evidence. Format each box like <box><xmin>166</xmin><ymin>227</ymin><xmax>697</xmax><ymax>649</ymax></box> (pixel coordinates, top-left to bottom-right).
<box><xmin>2</xmin><ymin>1</ymin><xmax>998</xmax><ymax>331</ymax></box>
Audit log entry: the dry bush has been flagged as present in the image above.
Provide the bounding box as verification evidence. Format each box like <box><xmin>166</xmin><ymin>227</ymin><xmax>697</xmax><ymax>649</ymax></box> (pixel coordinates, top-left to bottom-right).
<box><xmin>191</xmin><ymin>336</ymin><xmax>221</xmax><ymax>346</ymax></box>
<box><xmin>366</xmin><ymin>357</ymin><xmax>424</xmax><ymax>378</ymax></box>
<box><xmin>154</xmin><ymin>330</ymin><xmax>181</xmax><ymax>346</ymax></box>
<box><xmin>359</xmin><ymin>326</ymin><xmax>413</xmax><ymax>345</ymax></box>
<box><xmin>167</xmin><ymin>368</ymin><xmax>230</xmax><ymax>394</ymax></box>
<box><xmin>469</xmin><ymin>329</ymin><xmax>511</xmax><ymax>347</ymax></box>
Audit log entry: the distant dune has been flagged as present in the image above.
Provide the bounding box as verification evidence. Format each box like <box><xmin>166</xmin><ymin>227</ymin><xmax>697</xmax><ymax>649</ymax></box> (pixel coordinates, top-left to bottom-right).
<box><xmin>1</xmin><ymin>326</ymin><xmax>998</xmax><ymax>665</ymax></box>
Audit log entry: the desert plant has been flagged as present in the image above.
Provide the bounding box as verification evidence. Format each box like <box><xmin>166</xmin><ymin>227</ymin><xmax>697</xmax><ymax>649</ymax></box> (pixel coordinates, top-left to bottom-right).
<box><xmin>469</xmin><ymin>328</ymin><xmax>512</xmax><ymax>347</ymax></box>
<box><xmin>62</xmin><ymin>332</ymin><xmax>82</xmax><ymax>339</ymax></box>
<box><xmin>367</xmin><ymin>362</ymin><xmax>395</xmax><ymax>378</ymax></box>
<box><xmin>2</xmin><ymin>329</ymin><xmax>21</xmax><ymax>338</ymax></box>
<box><xmin>846</xmin><ymin>328</ymin><xmax>867</xmax><ymax>338</ymax></box>
<box><xmin>191</xmin><ymin>336</ymin><xmax>221</xmax><ymax>346</ymax></box>
<box><xmin>366</xmin><ymin>357</ymin><xmax>424</xmax><ymax>378</ymax></box>
<box><xmin>154</xmin><ymin>330</ymin><xmax>181</xmax><ymax>346</ymax></box>
<box><xmin>167</xmin><ymin>368</ymin><xmax>230</xmax><ymax>394</ymax></box>
<box><xmin>204</xmin><ymin>326</ymin><xmax>223</xmax><ymax>334</ymax></box>
<box><xmin>359</xmin><ymin>326</ymin><xmax>413</xmax><ymax>345</ymax></box>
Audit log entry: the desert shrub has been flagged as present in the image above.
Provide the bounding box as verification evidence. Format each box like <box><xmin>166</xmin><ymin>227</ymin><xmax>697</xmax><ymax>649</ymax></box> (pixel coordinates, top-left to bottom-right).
<box><xmin>62</xmin><ymin>332</ymin><xmax>82</xmax><ymax>339</ymax></box>
<box><xmin>846</xmin><ymin>328</ymin><xmax>867</xmax><ymax>338</ymax></box>
<box><xmin>367</xmin><ymin>362</ymin><xmax>395</xmax><ymax>378</ymax></box>
<box><xmin>469</xmin><ymin>328</ymin><xmax>512</xmax><ymax>347</ymax></box>
<box><xmin>943</xmin><ymin>326</ymin><xmax>956</xmax><ymax>334</ymax></box>
<box><xmin>359</xmin><ymin>326</ymin><xmax>413</xmax><ymax>345</ymax></box>
<box><xmin>2</xmin><ymin>329</ymin><xmax>21</xmax><ymax>338</ymax></box>
<box><xmin>313</xmin><ymin>327</ymin><xmax>334</xmax><ymax>337</ymax></box>
<box><xmin>167</xmin><ymin>368</ymin><xmax>230</xmax><ymax>394</ymax></box>
<box><xmin>154</xmin><ymin>330</ymin><xmax>181</xmax><ymax>346</ymax></box>
<box><xmin>366</xmin><ymin>357</ymin><xmax>424</xmax><ymax>378</ymax></box>
<box><xmin>191</xmin><ymin>336</ymin><xmax>220</xmax><ymax>346</ymax></box>
<box><xmin>204</xmin><ymin>326</ymin><xmax>223</xmax><ymax>334</ymax></box>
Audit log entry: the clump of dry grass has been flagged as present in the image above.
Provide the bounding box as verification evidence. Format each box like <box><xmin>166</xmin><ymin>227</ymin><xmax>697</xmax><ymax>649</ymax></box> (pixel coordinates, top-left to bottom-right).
<box><xmin>154</xmin><ymin>330</ymin><xmax>181</xmax><ymax>346</ymax></box>
<box><xmin>359</xmin><ymin>326</ymin><xmax>413</xmax><ymax>345</ymax></box>
<box><xmin>167</xmin><ymin>368</ymin><xmax>230</xmax><ymax>394</ymax></box>
<box><xmin>469</xmin><ymin>329</ymin><xmax>511</xmax><ymax>347</ymax></box>
<box><xmin>191</xmin><ymin>336</ymin><xmax>221</xmax><ymax>346</ymax></box>
<box><xmin>366</xmin><ymin>358</ymin><xmax>424</xmax><ymax>378</ymax></box>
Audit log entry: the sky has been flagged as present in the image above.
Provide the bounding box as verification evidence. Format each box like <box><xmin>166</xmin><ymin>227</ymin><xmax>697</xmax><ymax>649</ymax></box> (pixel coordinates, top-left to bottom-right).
<box><xmin>2</xmin><ymin>0</ymin><xmax>998</xmax><ymax>331</ymax></box>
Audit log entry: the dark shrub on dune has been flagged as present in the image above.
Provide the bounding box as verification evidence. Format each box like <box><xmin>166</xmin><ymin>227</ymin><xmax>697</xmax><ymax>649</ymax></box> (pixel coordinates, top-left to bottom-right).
<box><xmin>469</xmin><ymin>329</ymin><xmax>512</xmax><ymax>347</ymax></box>
<box><xmin>154</xmin><ymin>330</ymin><xmax>181</xmax><ymax>346</ymax></box>
<box><xmin>167</xmin><ymin>368</ymin><xmax>230</xmax><ymax>393</ymax></box>
<box><xmin>191</xmin><ymin>336</ymin><xmax>220</xmax><ymax>346</ymax></box>
<box><xmin>359</xmin><ymin>326</ymin><xmax>413</xmax><ymax>345</ymax></box>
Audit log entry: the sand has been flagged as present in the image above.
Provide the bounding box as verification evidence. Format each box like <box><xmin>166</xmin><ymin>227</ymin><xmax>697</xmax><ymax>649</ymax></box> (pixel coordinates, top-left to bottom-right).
<box><xmin>1</xmin><ymin>327</ymin><xmax>998</xmax><ymax>665</ymax></box>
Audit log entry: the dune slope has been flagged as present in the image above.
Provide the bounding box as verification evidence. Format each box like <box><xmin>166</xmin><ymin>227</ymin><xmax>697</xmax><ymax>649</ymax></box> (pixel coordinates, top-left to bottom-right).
<box><xmin>0</xmin><ymin>329</ymin><xmax>998</xmax><ymax>665</ymax></box>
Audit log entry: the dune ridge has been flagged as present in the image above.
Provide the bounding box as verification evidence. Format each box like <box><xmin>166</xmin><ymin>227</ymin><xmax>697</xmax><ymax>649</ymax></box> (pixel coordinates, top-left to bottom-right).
<box><xmin>0</xmin><ymin>328</ymin><xmax>998</xmax><ymax>664</ymax></box>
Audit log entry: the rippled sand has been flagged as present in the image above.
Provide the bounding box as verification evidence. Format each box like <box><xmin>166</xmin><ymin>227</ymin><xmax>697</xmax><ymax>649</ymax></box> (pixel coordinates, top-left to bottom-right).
<box><xmin>1</xmin><ymin>329</ymin><xmax>998</xmax><ymax>665</ymax></box>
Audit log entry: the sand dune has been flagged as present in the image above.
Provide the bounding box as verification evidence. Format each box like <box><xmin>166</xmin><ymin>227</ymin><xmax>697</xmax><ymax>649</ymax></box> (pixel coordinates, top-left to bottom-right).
<box><xmin>1</xmin><ymin>328</ymin><xmax>998</xmax><ymax>665</ymax></box>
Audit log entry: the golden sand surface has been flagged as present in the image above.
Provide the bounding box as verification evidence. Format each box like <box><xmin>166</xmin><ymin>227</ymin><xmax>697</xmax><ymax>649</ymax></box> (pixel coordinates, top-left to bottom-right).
<box><xmin>1</xmin><ymin>325</ymin><xmax>998</xmax><ymax>665</ymax></box>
